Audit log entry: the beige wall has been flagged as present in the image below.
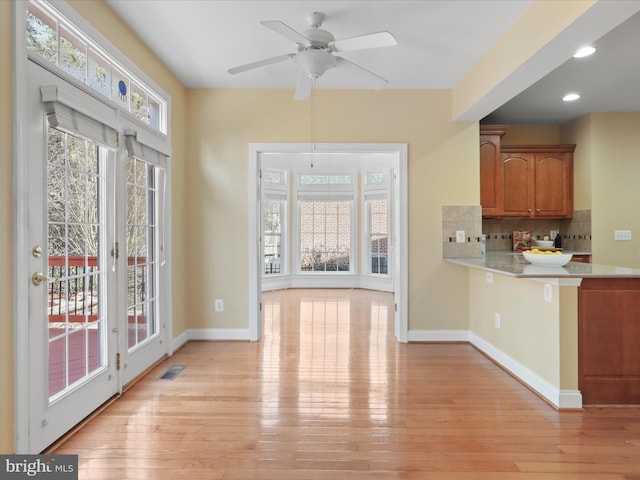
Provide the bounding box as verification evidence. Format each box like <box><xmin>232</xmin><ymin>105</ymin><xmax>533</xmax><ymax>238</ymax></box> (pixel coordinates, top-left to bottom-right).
<box><xmin>587</xmin><ymin>113</ymin><xmax>640</xmax><ymax>267</ymax></box>
<box><xmin>0</xmin><ymin>0</ymin><xmax>15</xmax><ymax>455</ymax></box>
<box><xmin>186</xmin><ymin>88</ymin><xmax>477</xmax><ymax>331</ymax></box>
<box><xmin>561</xmin><ymin>115</ymin><xmax>593</xmax><ymax>210</ymax></box>
<box><xmin>468</xmin><ymin>268</ymin><xmax>580</xmax><ymax>396</ymax></box>
<box><xmin>469</xmin><ymin>269</ymin><xmax>561</xmax><ymax>388</ymax></box>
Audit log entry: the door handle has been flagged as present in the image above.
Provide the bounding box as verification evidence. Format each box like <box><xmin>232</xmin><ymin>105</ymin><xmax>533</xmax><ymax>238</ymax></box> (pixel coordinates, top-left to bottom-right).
<box><xmin>32</xmin><ymin>272</ymin><xmax>49</xmax><ymax>286</ymax></box>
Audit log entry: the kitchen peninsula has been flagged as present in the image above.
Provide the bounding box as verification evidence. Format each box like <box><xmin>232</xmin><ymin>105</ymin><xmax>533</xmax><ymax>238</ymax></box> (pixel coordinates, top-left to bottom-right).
<box><xmin>446</xmin><ymin>252</ymin><xmax>640</xmax><ymax>409</ymax></box>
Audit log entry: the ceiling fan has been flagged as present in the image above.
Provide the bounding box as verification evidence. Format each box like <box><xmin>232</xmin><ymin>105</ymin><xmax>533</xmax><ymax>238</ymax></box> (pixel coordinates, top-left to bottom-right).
<box><xmin>227</xmin><ymin>12</ymin><xmax>397</xmax><ymax>100</ymax></box>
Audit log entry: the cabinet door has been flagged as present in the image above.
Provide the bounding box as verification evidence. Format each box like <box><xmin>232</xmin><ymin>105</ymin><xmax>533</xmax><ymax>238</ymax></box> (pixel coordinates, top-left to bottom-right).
<box><xmin>502</xmin><ymin>153</ymin><xmax>534</xmax><ymax>217</ymax></box>
<box><xmin>534</xmin><ymin>152</ymin><xmax>573</xmax><ymax>217</ymax></box>
<box><xmin>480</xmin><ymin>134</ymin><xmax>503</xmax><ymax>216</ymax></box>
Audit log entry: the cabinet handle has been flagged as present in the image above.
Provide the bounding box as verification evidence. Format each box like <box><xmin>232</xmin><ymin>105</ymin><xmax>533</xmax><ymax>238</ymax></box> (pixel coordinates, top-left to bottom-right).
<box><xmin>537</xmin><ymin>209</ymin><xmax>540</xmax><ymax>212</ymax></box>
<box><xmin>528</xmin><ymin>208</ymin><xmax>531</xmax><ymax>212</ymax></box>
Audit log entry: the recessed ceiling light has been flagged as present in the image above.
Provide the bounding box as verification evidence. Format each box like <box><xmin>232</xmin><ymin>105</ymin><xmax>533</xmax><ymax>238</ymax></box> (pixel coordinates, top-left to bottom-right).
<box><xmin>562</xmin><ymin>93</ymin><xmax>581</xmax><ymax>102</ymax></box>
<box><xmin>573</xmin><ymin>46</ymin><xmax>596</xmax><ymax>58</ymax></box>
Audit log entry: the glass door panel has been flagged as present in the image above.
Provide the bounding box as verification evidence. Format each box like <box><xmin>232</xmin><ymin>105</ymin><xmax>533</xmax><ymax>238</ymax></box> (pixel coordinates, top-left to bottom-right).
<box><xmin>46</xmin><ymin>126</ymin><xmax>106</xmax><ymax>400</ymax></box>
<box><xmin>126</xmin><ymin>156</ymin><xmax>158</xmax><ymax>351</ymax></box>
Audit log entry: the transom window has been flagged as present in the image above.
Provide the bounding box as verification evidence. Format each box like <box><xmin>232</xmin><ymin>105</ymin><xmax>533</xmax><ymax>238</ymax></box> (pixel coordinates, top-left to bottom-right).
<box><xmin>26</xmin><ymin>0</ymin><xmax>167</xmax><ymax>133</ymax></box>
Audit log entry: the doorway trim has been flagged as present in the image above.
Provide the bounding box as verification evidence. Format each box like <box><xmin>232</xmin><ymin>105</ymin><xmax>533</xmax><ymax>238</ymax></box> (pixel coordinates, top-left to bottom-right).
<box><xmin>248</xmin><ymin>143</ymin><xmax>408</xmax><ymax>343</ymax></box>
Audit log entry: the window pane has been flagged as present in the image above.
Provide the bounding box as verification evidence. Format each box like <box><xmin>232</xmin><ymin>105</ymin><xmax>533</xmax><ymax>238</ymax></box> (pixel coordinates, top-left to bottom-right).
<box><xmin>126</xmin><ymin>157</ymin><xmax>159</xmax><ymax>351</ymax></box>
<box><xmin>130</xmin><ymin>81</ymin><xmax>150</xmax><ymax>125</ymax></box>
<box><xmin>299</xmin><ymin>199</ymin><xmax>351</xmax><ymax>273</ymax></box>
<box><xmin>27</xmin><ymin>2</ymin><xmax>58</xmax><ymax>63</ymax></box>
<box><xmin>112</xmin><ymin>68</ymin><xmax>130</xmax><ymax>109</ymax></box>
<box><xmin>264</xmin><ymin>169</ymin><xmax>284</xmax><ymax>184</ymax></box>
<box><xmin>368</xmin><ymin>198</ymin><xmax>388</xmax><ymax>275</ymax></box>
<box><xmin>264</xmin><ymin>198</ymin><xmax>283</xmax><ymax>275</ymax></box>
<box><xmin>88</xmin><ymin>48</ymin><xmax>111</xmax><ymax>98</ymax></box>
<box><xmin>59</xmin><ymin>26</ymin><xmax>87</xmax><ymax>82</ymax></box>
<box><xmin>367</xmin><ymin>171</ymin><xmax>388</xmax><ymax>184</ymax></box>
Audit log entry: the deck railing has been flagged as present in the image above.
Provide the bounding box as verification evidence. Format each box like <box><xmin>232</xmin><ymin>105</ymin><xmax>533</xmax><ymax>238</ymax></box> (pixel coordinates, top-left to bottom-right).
<box><xmin>47</xmin><ymin>256</ymin><xmax>146</xmax><ymax>323</ymax></box>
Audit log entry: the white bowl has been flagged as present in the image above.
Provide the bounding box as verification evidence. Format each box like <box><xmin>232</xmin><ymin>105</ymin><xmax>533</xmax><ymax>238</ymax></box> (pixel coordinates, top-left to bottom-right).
<box><xmin>535</xmin><ymin>240</ymin><xmax>555</xmax><ymax>248</ymax></box>
<box><xmin>522</xmin><ymin>251</ymin><xmax>573</xmax><ymax>267</ymax></box>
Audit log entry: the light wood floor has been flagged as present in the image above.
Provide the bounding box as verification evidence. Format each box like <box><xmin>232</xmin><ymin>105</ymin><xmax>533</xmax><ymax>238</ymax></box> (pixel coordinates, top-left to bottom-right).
<box><xmin>53</xmin><ymin>288</ymin><xmax>640</xmax><ymax>479</ymax></box>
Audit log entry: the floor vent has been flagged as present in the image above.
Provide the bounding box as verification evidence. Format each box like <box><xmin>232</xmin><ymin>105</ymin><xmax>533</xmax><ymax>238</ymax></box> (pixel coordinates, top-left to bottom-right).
<box><xmin>158</xmin><ymin>365</ymin><xmax>186</xmax><ymax>380</ymax></box>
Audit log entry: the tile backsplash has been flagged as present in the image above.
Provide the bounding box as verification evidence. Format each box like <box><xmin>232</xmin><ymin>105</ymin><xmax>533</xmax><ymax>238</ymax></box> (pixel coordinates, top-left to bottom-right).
<box><xmin>442</xmin><ymin>205</ymin><xmax>483</xmax><ymax>258</ymax></box>
<box><xmin>442</xmin><ymin>207</ymin><xmax>592</xmax><ymax>258</ymax></box>
<box><xmin>482</xmin><ymin>209</ymin><xmax>591</xmax><ymax>253</ymax></box>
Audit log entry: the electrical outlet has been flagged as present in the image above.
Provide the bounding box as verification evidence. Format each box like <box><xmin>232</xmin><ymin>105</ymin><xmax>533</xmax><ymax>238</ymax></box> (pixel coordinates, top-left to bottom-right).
<box><xmin>215</xmin><ymin>299</ymin><xmax>224</xmax><ymax>312</ymax></box>
<box><xmin>456</xmin><ymin>230</ymin><xmax>466</xmax><ymax>243</ymax></box>
<box><xmin>494</xmin><ymin>313</ymin><xmax>501</xmax><ymax>328</ymax></box>
<box><xmin>544</xmin><ymin>284</ymin><xmax>552</xmax><ymax>303</ymax></box>
<box><xmin>486</xmin><ymin>272</ymin><xmax>493</xmax><ymax>284</ymax></box>
<box><xmin>614</xmin><ymin>230</ymin><xmax>632</xmax><ymax>241</ymax></box>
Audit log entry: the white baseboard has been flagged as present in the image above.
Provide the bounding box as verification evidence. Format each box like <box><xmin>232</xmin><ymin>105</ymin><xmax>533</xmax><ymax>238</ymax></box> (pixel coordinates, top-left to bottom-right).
<box><xmin>188</xmin><ymin>328</ymin><xmax>251</xmax><ymax>340</ymax></box>
<box><xmin>171</xmin><ymin>328</ymin><xmax>251</xmax><ymax>348</ymax></box>
<box><xmin>170</xmin><ymin>330</ymin><xmax>190</xmax><ymax>354</ymax></box>
<box><xmin>408</xmin><ymin>329</ymin><xmax>470</xmax><ymax>342</ymax></box>
<box><xmin>558</xmin><ymin>390</ymin><xmax>583</xmax><ymax>409</ymax></box>
<box><xmin>469</xmin><ymin>331</ymin><xmax>581</xmax><ymax>409</ymax></box>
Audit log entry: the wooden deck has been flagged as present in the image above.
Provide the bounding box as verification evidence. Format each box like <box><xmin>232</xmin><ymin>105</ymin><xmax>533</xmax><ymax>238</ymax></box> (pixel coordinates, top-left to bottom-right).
<box><xmin>52</xmin><ymin>288</ymin><xmax>640</xmax><ymax>479</ymax></box>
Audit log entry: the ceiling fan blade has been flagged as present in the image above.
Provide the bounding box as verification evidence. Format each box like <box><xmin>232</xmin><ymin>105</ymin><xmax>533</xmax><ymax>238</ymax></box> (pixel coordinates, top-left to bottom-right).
<box><xmin>227</xmin><ymin>54</ymin><xmax>294</xmax><ymax>75</ymax></box>
<box><xmin>261</xmin><ymin>20</ymin><xmax>310</xmax><ymax>47</ymax></box>
<box><xmin>330</xmin><ymin>31</ymin><xmax>397</xmax><ymax>52</ymax></box>
<box><xmin>335</xmin><ymin>57</ymin><xmax>389</xmax><ymax>90</ymax></box>
<box><xmin>294</xmin><ymin>71</ymin><xmax>313</xmax><ymax>101</ymax></box>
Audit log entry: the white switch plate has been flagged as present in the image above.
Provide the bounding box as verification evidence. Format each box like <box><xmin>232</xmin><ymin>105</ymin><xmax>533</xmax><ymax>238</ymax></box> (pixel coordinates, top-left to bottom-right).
<box><xmin>494</xmin><ymin>313</ymin><xmax>501</xmax><ymax>328</ymax></box>
<box><xmin>544</xmin><ymin>284</ymin><xmax>552</xmax><ymax>303</ymax></box>
<box><xmin>486</xmin><ymin>272</ymin><xmax>493</xmax><ymax>284</ymax></box>
<box><xmin>215</xmin><ymin>299</ymin><xmax>224</xmax><ymax>312</ymax></box>
<box><xmin>614</xmin><ymin>230</ymin><xmax>632</xmax><ymax>241</ymax></box>
<box><xmin>456</xmin><ymin>230</ymin><xmax>466</xmax><ymax>243</ymax></box>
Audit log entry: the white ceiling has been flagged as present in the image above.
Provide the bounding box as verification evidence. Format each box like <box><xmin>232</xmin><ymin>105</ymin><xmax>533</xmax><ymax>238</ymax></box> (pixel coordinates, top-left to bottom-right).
<box><xmin>106</xmin><ymin>0</ymin><xmax>640</xmax><ymax>125</ymax></box>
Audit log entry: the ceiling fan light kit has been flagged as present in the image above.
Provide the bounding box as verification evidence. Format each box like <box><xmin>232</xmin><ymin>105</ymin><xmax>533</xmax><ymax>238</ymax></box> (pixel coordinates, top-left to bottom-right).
<box><xmin>227</xmin><ymin>11</ymin><xmax>397</xmax><ymax>100</ymax></box>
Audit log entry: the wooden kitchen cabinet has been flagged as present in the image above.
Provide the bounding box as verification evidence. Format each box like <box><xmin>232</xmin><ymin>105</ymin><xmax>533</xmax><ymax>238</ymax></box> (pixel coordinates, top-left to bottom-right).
<box><xmin>500</xmin><ymin>144</ymin><xmax>575</xmax><ymax>218</ymax></box>
<box><xmin>579</xmin><ymin>278</ymin><xmax>640</xmax><ymax>404</ymax></box>
<box><xmin>479</xmin><ymin>125</ymin><xmax>508</xmax><ymax>217</ymax></box>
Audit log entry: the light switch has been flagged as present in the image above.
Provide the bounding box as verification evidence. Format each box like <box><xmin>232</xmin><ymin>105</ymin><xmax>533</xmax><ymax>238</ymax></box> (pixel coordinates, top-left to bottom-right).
<box><xmin>456</xmin><ymin>230</ymin><xmax>465</xmax><ymax>243</ymax></box>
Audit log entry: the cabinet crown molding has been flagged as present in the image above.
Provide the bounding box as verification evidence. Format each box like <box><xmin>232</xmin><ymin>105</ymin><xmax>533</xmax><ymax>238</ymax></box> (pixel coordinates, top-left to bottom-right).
<box><xmin>501</xmin><ymin>144</ymin><xmax>576</xmax><ymax>153</ymax></box>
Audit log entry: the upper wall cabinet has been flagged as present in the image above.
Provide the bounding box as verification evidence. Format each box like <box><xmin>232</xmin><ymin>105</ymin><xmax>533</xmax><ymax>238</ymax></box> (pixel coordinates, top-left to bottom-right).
<box><xmin>500</xmin><ymin>145</ymin><xmax>575</xmax><ymax>218</ymax></box>
<box><xmin>479</xmin><ymin>125</ymin><xmax>508</xmax><ymax>217</ymax></box>
<box><xmin>479</xmin><ymin>125</ymin><xmax>575</xmax><ymax>219</ymax></box>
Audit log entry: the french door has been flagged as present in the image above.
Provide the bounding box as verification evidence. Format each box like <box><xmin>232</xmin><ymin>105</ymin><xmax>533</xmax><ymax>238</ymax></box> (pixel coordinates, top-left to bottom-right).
<box><xmin>22</xmin><ymin>60</ymin><xmax>168</xmax><ymax>452</ymax></box>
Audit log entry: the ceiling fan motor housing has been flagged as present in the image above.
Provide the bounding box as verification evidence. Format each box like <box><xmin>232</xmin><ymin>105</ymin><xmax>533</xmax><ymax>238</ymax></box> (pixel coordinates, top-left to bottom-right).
<box><xmin>302</xmin><ymin>28</ymin><xmax>335</xmax><ymax>48</ymax></box>
<box><xmin>295</xmin><ymin>49</ymin><xmax>336</xmax><ymax>78</ymax></box>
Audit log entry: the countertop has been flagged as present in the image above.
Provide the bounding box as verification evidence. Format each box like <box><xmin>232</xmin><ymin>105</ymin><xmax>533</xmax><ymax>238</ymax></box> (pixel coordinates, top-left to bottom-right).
<box><xmin>445</xmin><ymin>252</ymin><xmax>640</xmax><ymax>279</ymax></box>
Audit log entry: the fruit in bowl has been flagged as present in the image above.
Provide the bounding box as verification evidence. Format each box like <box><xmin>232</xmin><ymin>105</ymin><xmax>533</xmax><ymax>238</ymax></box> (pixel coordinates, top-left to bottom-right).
<box><xmin>522</xmin><ymin>249</ymin><xmax>573</xmax><ymax>267</ymax></box>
